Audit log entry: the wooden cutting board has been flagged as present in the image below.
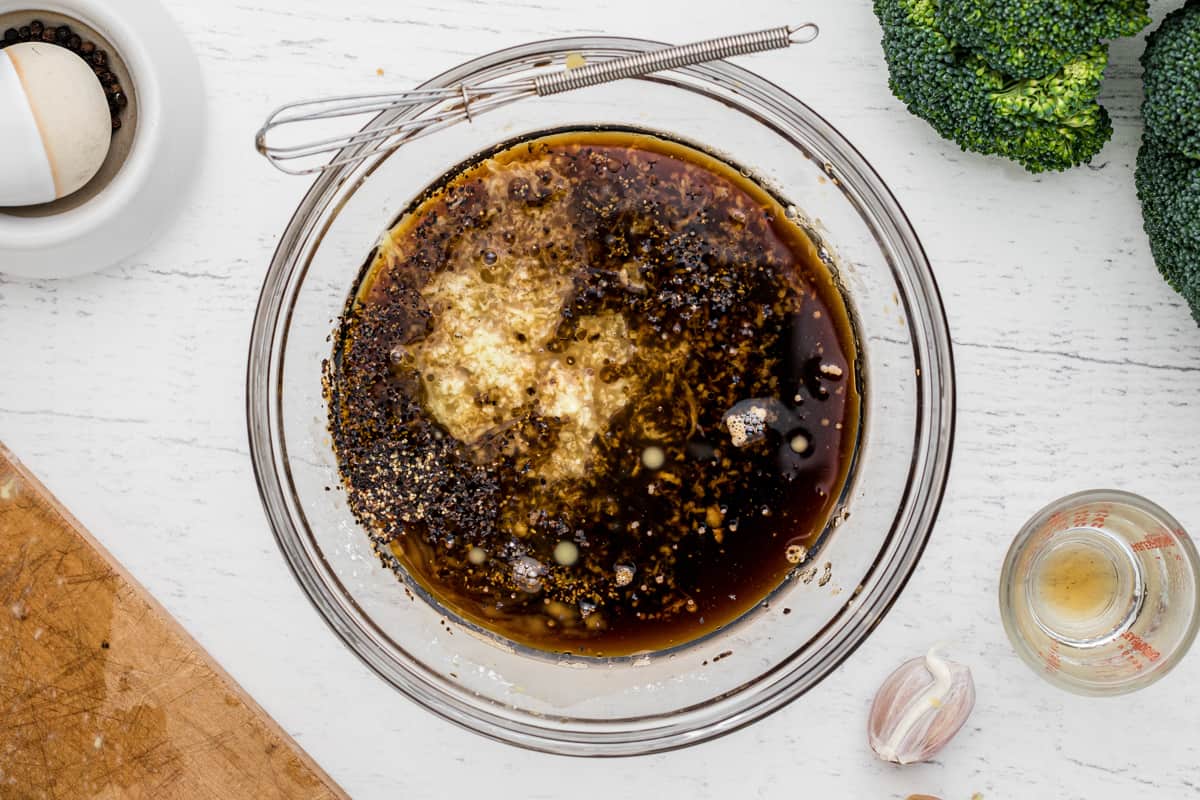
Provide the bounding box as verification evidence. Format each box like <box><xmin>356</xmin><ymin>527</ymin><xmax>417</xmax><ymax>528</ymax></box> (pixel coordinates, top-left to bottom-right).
<box><xmin>0</xmin><ymin>444</ymin><xmax>348</xmax><ymax>800</ymax></box>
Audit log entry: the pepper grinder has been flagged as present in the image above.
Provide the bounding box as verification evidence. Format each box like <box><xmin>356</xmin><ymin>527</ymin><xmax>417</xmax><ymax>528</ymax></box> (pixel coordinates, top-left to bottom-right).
<box><xmin>0</xmin><ymin>0</ymin><xmax>203</xmax><ymax>279</ymax></box>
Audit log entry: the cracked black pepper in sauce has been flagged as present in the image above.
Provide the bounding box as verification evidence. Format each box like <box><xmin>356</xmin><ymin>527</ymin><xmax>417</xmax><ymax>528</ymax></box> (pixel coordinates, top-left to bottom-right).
<box><xmin>327</xmin><ymin>129</ymin><xmax>861</xmax><ymax>656</ymax></box>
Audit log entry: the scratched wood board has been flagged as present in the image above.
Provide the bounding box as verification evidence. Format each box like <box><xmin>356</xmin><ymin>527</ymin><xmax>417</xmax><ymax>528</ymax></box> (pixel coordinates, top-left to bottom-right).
<box><xmin>0</xmin><ymin>444</ymin><xmax>347</xmax><ymax>800</ymax></box>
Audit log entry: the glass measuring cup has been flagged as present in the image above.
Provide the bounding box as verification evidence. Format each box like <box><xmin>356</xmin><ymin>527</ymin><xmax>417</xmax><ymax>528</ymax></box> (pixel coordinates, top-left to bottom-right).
<box><xmin>1000</xmin><ymin>490</ymin><xmax>1200</xmax><ymax>695</ymax></box>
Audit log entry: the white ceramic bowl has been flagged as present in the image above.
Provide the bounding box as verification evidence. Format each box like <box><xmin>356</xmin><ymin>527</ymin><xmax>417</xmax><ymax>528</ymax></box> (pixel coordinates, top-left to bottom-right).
<box><xmin>0</xmin><ymin>0</ymin><xmax>203</xmax><ymax>279</ymax></box>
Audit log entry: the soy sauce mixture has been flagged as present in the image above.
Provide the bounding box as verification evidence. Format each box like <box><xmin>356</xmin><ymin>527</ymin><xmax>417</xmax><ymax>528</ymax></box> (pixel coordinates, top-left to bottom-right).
<box><xmin>327</xmin><ymin>130</ymin><xmax>860</xmax><ymax>656</ymax></box>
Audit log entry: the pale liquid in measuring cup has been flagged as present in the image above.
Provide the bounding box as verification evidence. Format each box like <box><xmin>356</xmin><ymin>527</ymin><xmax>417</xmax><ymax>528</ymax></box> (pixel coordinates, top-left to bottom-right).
<box><xmin>1028</xmin><ymin>528</ymin><xmax>1143</xmax><ymax>647</ymax></box>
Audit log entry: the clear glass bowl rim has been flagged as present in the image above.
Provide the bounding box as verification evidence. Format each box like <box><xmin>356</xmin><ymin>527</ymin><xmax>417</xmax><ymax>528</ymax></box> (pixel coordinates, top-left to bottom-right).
<box><xmin>247</xmin><ymin>34</ymin><xmax>957</xmax><ymax>755</ymax></box>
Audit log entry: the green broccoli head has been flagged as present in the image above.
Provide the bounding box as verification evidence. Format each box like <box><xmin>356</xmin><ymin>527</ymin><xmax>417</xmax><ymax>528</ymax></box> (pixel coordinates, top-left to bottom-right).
<box><xmin>874</xmin><ymin>0</ymin><xmax>1113</xmax><ymax>172</ymax></box>
<box><xmin>1141</xmin><ymin>0</ymin><xmax>1200</xmax><ymax>159</ymax></box>
<box><xmin>1136</xmin><ymin>136</ymin><xmax>1200</xmax><ymax>324</ymax></box>
<box><xmin>936</xmin><ymin>0</ymin><xmax>1150</xmax><ymax>79</ymax></box>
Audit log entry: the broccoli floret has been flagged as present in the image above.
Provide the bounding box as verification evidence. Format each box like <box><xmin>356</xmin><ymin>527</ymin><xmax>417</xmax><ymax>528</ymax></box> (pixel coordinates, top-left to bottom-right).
<box><xmin>1135</xmin><ymin>136</ymin><xmax>1200</xmax><ymax>323</ymax></box>
<box><xmin>875</xmin><ymin>0</ymin><xmax>1113</xmax><ymax>172</ymax></box>
<box><xmin>936</xmin><ymin>0</ymin><xmax>1150</xmax><ymax>79</ymax></box>
<box><xmin>1136</xmin><ymin>2</ymin><xmax>1200</xmax><ymax>325</ymax></box>
<box><xmin>1141</xmin><ymin>0</ymin><xmax>1200</xmax><ymax>159</ymax></box>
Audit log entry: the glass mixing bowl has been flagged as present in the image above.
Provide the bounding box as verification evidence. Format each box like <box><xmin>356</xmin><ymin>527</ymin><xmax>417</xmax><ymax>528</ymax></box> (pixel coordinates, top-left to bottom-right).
<box><xmin>248</xmin><ymin>36</ymin><xmax>955</xmax><ymax>755</ymax></box>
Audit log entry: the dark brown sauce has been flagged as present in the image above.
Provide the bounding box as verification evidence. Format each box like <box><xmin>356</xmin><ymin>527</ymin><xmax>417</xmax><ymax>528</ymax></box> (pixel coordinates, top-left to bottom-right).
<box><xmin>327</xmin><ymin>129</ymin><xmax>861</xmax><ymax>656</ymax></box>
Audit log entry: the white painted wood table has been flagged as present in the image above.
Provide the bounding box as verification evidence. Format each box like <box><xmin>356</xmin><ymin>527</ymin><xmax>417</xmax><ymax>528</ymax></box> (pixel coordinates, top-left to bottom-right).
<box><xmin>2</xmin><ymin>1</ymin><xmax>1198</xmax><ymax>797</ymax></box>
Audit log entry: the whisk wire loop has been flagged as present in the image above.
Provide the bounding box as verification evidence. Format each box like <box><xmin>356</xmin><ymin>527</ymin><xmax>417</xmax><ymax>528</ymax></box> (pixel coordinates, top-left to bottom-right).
<box><xmin>255</xmin><ymin>24</ymin><xmax>818</xmax><ymax>176</ymax></box>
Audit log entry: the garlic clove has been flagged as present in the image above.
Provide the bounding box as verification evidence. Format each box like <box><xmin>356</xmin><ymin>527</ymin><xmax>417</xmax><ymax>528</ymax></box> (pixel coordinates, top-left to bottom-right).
<box><xmin>868</xmin><ymin>646</ymin><xmax>975</xmax><ymax>765</ymax></box>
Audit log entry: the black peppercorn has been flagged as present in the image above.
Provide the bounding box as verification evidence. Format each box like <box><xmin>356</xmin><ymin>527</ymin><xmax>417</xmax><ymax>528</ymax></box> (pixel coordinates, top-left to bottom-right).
<box><xmin>41</xmin><ymin>27</ymin><xmax>56</xmax><ymax>43</ymax></box>
<box><xmin>28</xmin><ymin>20</ymin><xmax>42</xmax><ymax>36</ymax></box>
<box><xmin>3</xmin><ymin>28</ymin><xmax>17</xmax><ymax>44</ymax></box>
<box><xmin>112</xmin><ymin>91</ymin><xmax>128</xmax><ymax>109</ymax></box>
<box><xmin>67</xmin><ymin>34</ymin><xmax>81</xmax><ymax>50</ymax></box>
<box><xmin>80</xmin><ymin>40</ymin><xmax>95</xmax><ymax>55</ymax></box>
<box><xmin>18</xmin><ymin>26</ymin><xmax>30</xmax><ymax>41</ymax></box>
<box><xmin>96</xmin><ymin>70</ymin><xmax>113</xmax><ymax>84</ymax></box>
<box><xmin>111</xmin><ymin>115</ymin><xmax>121</xmax><ymax>131</ymax></box>
<box><xmin>90</xmin><ymin>49</ymin><xmax>106</xmax><ymax>67</ymax></box>
<box><xmin>55</xmin><ymin>26</ymin><xmax>70</xmax><ymax>44</ymax></box>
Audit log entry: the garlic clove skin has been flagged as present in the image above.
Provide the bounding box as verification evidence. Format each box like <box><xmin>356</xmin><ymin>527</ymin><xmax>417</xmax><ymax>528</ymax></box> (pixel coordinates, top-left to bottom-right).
<box><xmin>868</xmin><ymin>646</ymin><xmax>975</xmax><ymax>765</ymax></box>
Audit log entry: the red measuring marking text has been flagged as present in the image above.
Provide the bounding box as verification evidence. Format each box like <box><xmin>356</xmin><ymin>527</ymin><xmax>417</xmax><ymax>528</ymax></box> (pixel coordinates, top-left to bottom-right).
<box><xmin>1043</xmin><ymin>642</ymin><xmax>1062</xmax><ymax>673</ymax></box>
<box><xmin>1070</xmin><ymin>505</ymin><xmax>1110</xmax><ymax>531</ymax></box>
<box><xmin>1131</xmin><ymin>533</ymin><xmax>1176</xmax><ymax>552</ymax></box>
<box><xmin>1121</xmin><ymin>631</ymin><xmax>1161</xmax><ymax>662</ymax></box>
<box><xmin>1116</xmin><ymin>642</ymin><xmax>1143</xmax><ymax>673</ymax></box>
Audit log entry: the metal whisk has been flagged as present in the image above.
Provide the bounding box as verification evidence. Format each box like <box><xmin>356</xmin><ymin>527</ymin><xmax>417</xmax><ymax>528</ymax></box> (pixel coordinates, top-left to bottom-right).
<box><xmin>256</xmin><ymin>23</ymin><xmax>819</xmax><ymax>176</ymax></box>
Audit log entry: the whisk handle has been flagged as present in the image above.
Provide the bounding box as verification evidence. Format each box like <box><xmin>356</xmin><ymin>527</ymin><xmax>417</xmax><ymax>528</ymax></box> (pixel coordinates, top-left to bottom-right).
<box><xmin>533</xmin><ymin>24</ymin><xmax>816</xmax><ymax>96</ymax></box>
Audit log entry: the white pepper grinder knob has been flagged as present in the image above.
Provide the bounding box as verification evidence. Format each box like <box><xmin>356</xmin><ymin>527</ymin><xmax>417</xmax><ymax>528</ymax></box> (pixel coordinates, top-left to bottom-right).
<box><xmin>0</xmin><ymin>41</ymin><xmax>111</xmax><ymax>206</ymax></box>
